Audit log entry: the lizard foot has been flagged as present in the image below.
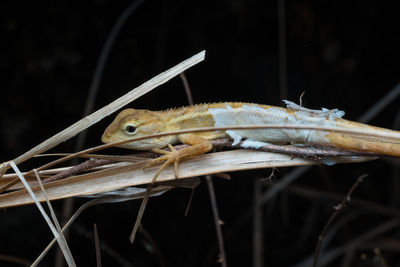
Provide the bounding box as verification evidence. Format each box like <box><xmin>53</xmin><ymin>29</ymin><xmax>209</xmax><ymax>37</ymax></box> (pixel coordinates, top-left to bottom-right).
<box><xmin>144</xmin><ymin>144</ymin><xmax>181</xmax><ymax>182</ymax></box>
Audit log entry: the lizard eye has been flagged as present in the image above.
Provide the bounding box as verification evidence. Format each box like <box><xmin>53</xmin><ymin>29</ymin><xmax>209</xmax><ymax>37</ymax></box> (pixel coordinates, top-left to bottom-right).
<box><xmin>123</xmin><ymin>123</ymin><xmax>138</xmax><ymax>135</ymax></box>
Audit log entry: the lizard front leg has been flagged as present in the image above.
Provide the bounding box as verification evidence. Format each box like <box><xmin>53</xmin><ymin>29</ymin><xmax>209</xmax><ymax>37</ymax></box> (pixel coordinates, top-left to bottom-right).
<box><xmin>144</xmin><ymin>134</ymin><xmax>213</xmax><ymax>182</ymax></box>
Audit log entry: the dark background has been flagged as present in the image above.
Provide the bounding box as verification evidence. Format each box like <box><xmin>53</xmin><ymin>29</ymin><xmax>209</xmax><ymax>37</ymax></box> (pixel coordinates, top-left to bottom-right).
<box><xmin>1</xmin><ymin>0</ymin><xmax>400</xmax><ymax>266</ymax></box>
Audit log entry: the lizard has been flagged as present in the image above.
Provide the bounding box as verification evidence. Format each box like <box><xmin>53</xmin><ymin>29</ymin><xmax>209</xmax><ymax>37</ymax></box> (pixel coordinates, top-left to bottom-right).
<box><xmin>101</xmin><ymin>101</ymin><xmax>400</xmax><ymax>180</ymax></box>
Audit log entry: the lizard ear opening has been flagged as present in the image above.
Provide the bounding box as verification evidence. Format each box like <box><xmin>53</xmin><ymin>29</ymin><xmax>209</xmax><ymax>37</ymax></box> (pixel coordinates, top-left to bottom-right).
<box><xmin>122</xmin><ymin>123</ymin><xmax>138</xmax><ymax>135</ymax></box>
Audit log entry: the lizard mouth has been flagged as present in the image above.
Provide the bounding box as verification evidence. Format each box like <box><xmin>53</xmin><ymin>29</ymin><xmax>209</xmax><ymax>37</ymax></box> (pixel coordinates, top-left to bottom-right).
<box><xmin>101</xmin><ymin>132</ymin><xmax>113</xmax><ymax>144</ymax></box>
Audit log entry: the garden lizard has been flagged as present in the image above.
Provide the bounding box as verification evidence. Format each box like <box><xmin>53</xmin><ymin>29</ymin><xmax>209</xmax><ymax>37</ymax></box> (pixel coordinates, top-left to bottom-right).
<box><xmin>101</xmin><ymin>101</ymin><xmax>400</xmax><ymax>179</ymax></box>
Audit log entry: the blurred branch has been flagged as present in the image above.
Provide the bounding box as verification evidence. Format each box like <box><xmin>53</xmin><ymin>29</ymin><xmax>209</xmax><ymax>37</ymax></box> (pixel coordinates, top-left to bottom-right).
<box><xmin>278</xmin><ymin>0</ymin><xmax>287</xmax><ymax>100</ymax></box>
<box><xmin>180</xmin><ymin>72</ymin><xmax>194</xmax><ymax>105</ymax></box>
<box><xmin>295</xmin><ymin>219</ymin><xmax>399</xmax><ymax>267</ymax></box>
<box><xmin>313</xmin><ymin>174</ymin><xmax>367</xmax><ymax>267</ymax></box>
<box><xmin>93</xmin><ymin>224</ymin><xmax>102</xmax><ymax>267</ymax></box>
<box><xmin>253</xmin><ymin>178</ymin><xmax>263</xmax><ymax>267</ymax></box>
<box><xmin>57</xmin><ymin>1</ymin><xmax>145</xmax><ymax>265</ymax></box>
<box><xmin>206</xmin><ymin>176</ymin><xmax>227</xmax><ymax>267</ymax></box>
<box><xmin>288</xmin><ymin>184</ymin><xmax>400</xmax><ymax>217</ymax></box>
<box><xmin>358</xmin><ymin>82</ymin><xmax>400</xmax><ymax>123</ymax></box>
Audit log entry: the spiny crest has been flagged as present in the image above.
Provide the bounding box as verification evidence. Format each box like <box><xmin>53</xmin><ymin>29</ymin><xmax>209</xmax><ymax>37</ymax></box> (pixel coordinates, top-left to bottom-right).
<box><xmin>115</xmin><ymin>103</ymin><xmax>279</xmax><ymax>120</ymax></box>
<box><xmin>156</xmin><ymin>102</ymin><xmax>270</xmax><ymax>113</ymax></box>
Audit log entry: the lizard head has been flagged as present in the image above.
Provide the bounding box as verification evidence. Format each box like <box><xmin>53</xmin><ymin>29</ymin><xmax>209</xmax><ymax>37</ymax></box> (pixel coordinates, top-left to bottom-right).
<box><xmin>101</xmin><ymin>108</ymin><xmax>174</xmax><ymax>150</ymax></box>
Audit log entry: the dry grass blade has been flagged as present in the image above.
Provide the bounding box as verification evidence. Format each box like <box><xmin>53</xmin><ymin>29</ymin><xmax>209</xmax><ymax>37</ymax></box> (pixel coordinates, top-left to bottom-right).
<box><xmin>32</xmin><ymin>186</ymin><xmax>171</xmax><ymax>265</ymax></box>
<box><xmin>34</xmin><ymin>169</ymin><xmax>75</xmax><ymax>267</ymax></box>
<box><xmin>0</xmin><ymin>149</ymin><xmax>373</xmax><ymax>209</ymax></box>
<box><xmin>0</xmin><ymin>50</ymin><xmax>206</xmax><ymax>175</ymax></box>
<box><xmin>10</xmin><ymin>162</ymin><xmax>76</xmax><ymax>267</ymax></box>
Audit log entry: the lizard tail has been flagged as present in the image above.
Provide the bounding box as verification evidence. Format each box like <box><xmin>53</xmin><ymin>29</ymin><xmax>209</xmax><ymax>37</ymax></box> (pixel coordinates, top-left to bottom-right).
<box><xmin>322</xmin><ymin>119</ymin><xmax>400</xmax><ymax>157</ymax></box>
<box><xmin>326</xmin><ymin>133</ymin><xmax>400</xmax><ymax>157</ymax></box>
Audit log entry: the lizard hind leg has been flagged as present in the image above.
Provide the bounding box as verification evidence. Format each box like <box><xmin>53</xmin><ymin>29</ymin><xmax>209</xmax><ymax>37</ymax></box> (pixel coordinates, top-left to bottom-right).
<box><xmin>144</xmin><ymin>144</ymin><xmax>180</xmax><ymax>182</ymax></box>
<box><xmin>144</xmin><ymin>134</ymin><xmax>213</xmax><ymax>182</ymax></box>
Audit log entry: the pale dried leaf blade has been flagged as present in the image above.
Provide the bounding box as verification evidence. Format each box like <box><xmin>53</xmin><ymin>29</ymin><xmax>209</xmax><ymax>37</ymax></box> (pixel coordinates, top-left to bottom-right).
<box><xmin>33</xmin><ymin>185</ymin><xmax>172</xmax><ymax>265</ymax></box>
<box><xmin>0</xmin><ymin>150</ymin><xmax>373</xmax><ymax>208</ymax></box>
<box><xmin>2</xmin><ymin>50</ymin><xmax>205</xmax><ymax>172</ymax></box>
<box><xmin>33</xmin><ymin>169</ymin><xmax>75</xmax><ymax>266</ymax></box>
<box><xmin>9</xmin><ymin>162</ymin><xmax>76</xmax><ymax>266</ymax></box>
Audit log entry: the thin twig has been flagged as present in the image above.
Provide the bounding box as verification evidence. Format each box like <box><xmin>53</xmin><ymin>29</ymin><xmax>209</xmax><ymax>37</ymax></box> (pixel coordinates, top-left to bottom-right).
<box><xmin>181</xmin><ymin>64</ymin><xmax>223</xmax><ymax>262</ymax></box>
<box><xmin>253</xmin><ymin>178</ymin><xmax>263</xmax><ymax>267</ymax></box>
<box><xmin>129</xmin><ymin>185</ymin><xmax>150</xmax><ymax>243</ymax></box>
<box><xmin>278</xmin><ymin>0</ymin><xmax>287</xmax><ymax>100</ymax></box>
<box><xmin>206</xmin><ymin>175</ymin><xmax>227</xmax><ymax>267</ymax></box>
<box><xmin>56</xmin><ymin>2</ymin><xmax>145</xmax><ymax>264</ymax></box>
<box><xmin>313</xmin><ymin>174</ymin><xmax>368</xmax><ymax>267</ymax></box>
<box><xmin>183</xmin><ymin>70</ymin><xmax>222</xmax><ymax>267</ymax></box>
<box><xmin>138</xmin><ymin>225</ymin><xmax>166</xmax><ymax>267</ymax></box>
<box><xmin>94</xmin><ymin>224</ymin><xmax>102</xmax><ymax>267</ymax></box>
<box><xmin>299</xmin><ymin>91</ymin><xmax>305</xmax><ymax>106</ymax></box>
<box><xmin>43</xmin><ymin>158</ymin><xmax>116</xmax><ymax>183</ymax></box>
<box><xmin>358</xmin><ymin>81</ymin><xmax>400</xmax><ymax>123</ymax></box>
<box><xmin>184</xmin><ymin>188</ymin><xmax>195</xmax><ymax>216</ymax></box>
<box><xmin>206</xmin><ymin>165</ymin><xmax>310</xmax><ymax>243</ymax></box>
<box><xmin>71</xmin><ymin>223</ymin><xmax>134</xmax><ymax>267</ymax></box>
<box><xmin>287</xmin><ymin>184</ymin><xmax>400</xmax><ymax>217</ymax></box>
<box><xmin>294</xmin><ymin>219</ymin><xmax>399</xmax><ymax>267</ymax></box>
<box><xmin>180</xmin><ymin>72</ymin><xmax>193</xmax><ymax>105</ymax></box>
<box><xmin>341</xmin><ymin>247</ymin><xmax>356</xmax><ymax>267</ymax></box>
<box><xmin>74</xmin><ymin>0</ymin><xmax>145</xmax><ymax>152</ymax></box>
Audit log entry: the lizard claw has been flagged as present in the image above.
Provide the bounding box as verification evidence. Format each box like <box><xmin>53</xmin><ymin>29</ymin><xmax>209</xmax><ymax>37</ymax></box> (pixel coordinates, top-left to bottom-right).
<box><xmin>144</xmin><ymin>144</ymin><xmax>181</xmax><ymax>182</ymax></box>
<box><xmin>143</xmin><ymin>135</ymin><xmax>212</xmax><ymax>184</ymax></box>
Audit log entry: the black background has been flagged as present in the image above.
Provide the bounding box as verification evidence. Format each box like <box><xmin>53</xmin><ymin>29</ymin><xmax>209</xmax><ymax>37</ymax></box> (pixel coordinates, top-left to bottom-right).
<box><xmin>1</xmin><ymin>1</ymin><xmax>400</xmax><ymax>266</ymax></box>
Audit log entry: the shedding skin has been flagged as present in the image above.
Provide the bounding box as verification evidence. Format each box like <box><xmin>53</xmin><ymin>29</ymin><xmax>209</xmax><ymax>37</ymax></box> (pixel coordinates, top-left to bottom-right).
<box><xmin>101</xmin><ymin>102</ymin><xmax>400</xmax><ymax>181</ymax></box>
